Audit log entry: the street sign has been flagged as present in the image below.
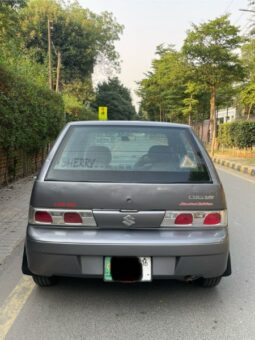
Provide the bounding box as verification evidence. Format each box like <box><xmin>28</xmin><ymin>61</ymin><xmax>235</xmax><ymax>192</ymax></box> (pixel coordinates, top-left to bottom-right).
<box><xmin>98</xmin><ymin>106</ymin><xmax>108</xmax><ymax>120</ymax></box>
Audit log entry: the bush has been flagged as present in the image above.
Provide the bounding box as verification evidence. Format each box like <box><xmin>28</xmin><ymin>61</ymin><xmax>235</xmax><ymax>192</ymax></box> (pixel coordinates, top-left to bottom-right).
<box><xmin>218</xmin><ymin>121</ymin><xmax>255</xmax><ymax>148</ymax></box>
<box><xmin>63</xmin><ymin>93</ymin><xmax>97</xmax><ymax>122</ymax></box>
<box><xmin>0</xmin><ymin>64</ymin><xmax>64</xmax><ymax>153</ymax></box>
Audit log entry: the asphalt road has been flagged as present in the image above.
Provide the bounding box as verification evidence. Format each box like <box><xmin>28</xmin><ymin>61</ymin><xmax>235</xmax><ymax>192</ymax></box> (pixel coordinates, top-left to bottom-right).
<box><xmin>0</xmin><ymin>167</ymin><xmax>255</xmax><ymax>340</ymax></box>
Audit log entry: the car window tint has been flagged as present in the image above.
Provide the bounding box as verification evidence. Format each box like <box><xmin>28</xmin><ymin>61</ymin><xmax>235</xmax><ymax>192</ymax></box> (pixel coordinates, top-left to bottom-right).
<box><xmin>46</xmin><ymin>125</ymin><xmax>211</xmax><ymax>183</ymax></box>
<box><xmin>54</xmin><ymin>128</ymin><xmax>168</xmax><ymax>171</ymax></box>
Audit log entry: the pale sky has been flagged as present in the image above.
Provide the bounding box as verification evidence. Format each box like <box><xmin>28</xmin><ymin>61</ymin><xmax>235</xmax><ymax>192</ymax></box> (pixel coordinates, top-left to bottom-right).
<box><xmin>80</xmin><ymin>0</ymin><xmax>251</xmax><ymax>108</ymax></box>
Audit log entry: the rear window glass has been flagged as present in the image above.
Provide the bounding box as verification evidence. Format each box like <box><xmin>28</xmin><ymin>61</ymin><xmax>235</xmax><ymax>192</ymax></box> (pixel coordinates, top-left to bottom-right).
<box><xmin>46</xmin><ymin>125</ymin><xmax>211</xmax><ymax>183</ymax></box>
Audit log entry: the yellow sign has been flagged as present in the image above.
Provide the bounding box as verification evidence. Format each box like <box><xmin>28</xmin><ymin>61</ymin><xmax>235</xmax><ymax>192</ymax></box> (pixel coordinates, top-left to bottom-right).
<box><xmin>98</xmin><ymin>106</ymin><xmax>108</xmax><ymax>120</ymax></box>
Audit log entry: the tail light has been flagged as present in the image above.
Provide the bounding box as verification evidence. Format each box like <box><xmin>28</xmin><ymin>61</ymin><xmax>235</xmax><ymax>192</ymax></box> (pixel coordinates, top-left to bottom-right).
<box><xmin>64</xmin><ymin>212</ymin><xmax>82</xmax><ymax>224</ymax></box>
<box><xmin>35</xmin><ymin>211</ymin><xmax>53</xmax><ymax>224</ymax></box>
<box><xmin>175</xmin><ymin>213</ymin><xmax>193</xmax><ymax>225</ymax></box>
<box><xmin>161</xmin><ymin>210</ymin><xmax>227</xmax><ymax>227</ymax></box>
<box><xmin>204</xmin><ymin>213</ymin><xmax>221</xmax><ymax>225</ymax></box>
<box><xmin>30</xmin><ymin>207</ymin><xmax>97</xmax><ymax>227</ymax></box>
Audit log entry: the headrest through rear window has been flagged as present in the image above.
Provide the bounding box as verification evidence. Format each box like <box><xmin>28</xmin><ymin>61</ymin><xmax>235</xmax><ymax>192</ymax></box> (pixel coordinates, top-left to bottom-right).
<box><xmin>86</xmin><ymin>145</ymin><xmax>112</xmax><ymax>166</ymax></box>
<box><xmin>148</xmin><ymin>145</ymin><xmax>171</xmax><ymax>162</ymax></box>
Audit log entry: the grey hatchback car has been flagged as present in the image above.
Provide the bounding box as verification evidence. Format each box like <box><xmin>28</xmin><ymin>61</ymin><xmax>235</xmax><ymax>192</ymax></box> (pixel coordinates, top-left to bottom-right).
<box><xmin>22</xmin><ymin>121</ymin><xmax>231</xmax><ymax>287</ymax></box>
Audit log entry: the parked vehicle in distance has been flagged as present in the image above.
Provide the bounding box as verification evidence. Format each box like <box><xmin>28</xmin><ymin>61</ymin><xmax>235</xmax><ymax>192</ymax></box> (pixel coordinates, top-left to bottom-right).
<box><xmin>22</xmin><ymin>121</ymin><xmax>231</xmax><ymax>287</ymax></box>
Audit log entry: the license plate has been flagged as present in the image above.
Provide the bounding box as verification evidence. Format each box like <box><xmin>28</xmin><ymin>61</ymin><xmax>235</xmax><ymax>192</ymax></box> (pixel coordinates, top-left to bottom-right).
<box><xmin>104</xmin><ymin>257</ymin><xmax>152</xmax><ymax>282</ymax></box>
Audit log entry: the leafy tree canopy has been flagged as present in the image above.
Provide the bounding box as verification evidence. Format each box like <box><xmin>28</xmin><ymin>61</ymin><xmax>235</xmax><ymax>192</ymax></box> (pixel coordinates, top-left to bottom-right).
<box><xmin>94</xmin><ymin>77</ymin><xmax>136</xmax><ymax>120</ymax></box>
<box><xmin>182</xmin><ymin>15</ymin><xmax>244</xmax><ymax>152</ymax></box>
<box><xmin>182</xmin><ymin>15</ymin><xmax>244</xmax><ymax>88</ymax></box>
<box><xmin>138</xmin><ymin>46</ymin><xmax>188</xmax><ymax>122</ymax></box>
<box><xmin>19</xmin><ymin>0</ymin><xmax>124</xmax><ymax>82</ymax></box>
<box><xmin>138</xmin><ymin>46</ymin><xmax>210</xmax><ymax>123</ymax></box>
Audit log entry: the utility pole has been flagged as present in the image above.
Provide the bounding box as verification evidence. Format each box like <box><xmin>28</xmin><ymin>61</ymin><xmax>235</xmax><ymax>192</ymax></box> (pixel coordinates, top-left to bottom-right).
<box><xmin>55</xmin><ymin>50</ymin><xmax>61</xmax><ymax>92</ymax></box>
<box><xmin>47</xmin><ymin>18</ymin><xmax>53</xmax><ymax>90</ymax></box>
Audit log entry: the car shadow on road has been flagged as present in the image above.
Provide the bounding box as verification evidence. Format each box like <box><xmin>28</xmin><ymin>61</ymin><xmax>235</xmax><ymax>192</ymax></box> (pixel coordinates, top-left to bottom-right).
<box><xmin>33</xmin><ymin>276</ymin><xmax>224</xmax><ymax>313</ymax></box>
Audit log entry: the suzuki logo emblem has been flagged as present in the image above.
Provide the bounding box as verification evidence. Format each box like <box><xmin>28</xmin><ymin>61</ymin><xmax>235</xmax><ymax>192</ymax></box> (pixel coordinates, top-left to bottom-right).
<box><xmin>122</xmin><ymin>214</ymin><xmax>135</xmax><ymax>227</ymax></box>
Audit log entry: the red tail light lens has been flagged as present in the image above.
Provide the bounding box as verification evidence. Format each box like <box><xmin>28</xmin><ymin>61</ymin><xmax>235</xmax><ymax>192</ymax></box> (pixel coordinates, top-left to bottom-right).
<box><xmin>64</xmin><ymin>212</ymin><xmax>82</xmax><ymax>224</ymax></box>
<box><xmin>35</xmin><ymin>211</ymin><xmax>53</xmax><ymax>223</ymax></box>
<box><xmin>204</xmin><ymin>213</ymin><xmax>221</xmax><ymax>225</ymax></box>
<box><xmin>175</xmin><ymin>213</ymin><xmax>193</xmax><ymax>225</ymax></box>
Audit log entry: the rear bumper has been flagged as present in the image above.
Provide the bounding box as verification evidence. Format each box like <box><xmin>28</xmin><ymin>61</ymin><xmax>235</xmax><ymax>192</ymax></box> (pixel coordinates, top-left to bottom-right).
<box><xmin>25</xmin><ymin>225</ymin><xmax>230</xmax><ymax>279</ymax></box>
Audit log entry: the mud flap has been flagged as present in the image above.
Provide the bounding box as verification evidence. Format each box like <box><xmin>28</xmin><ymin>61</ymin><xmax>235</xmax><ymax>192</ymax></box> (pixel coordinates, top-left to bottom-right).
<box><xmin>223</xmin><ymin>254</ymin><xmax>232</xmax><ymax>277</ymax></box>
<box><xmin>21</xmin><ymin>247</ymin><xmax>33</xmax><ymax>276</ymax></box>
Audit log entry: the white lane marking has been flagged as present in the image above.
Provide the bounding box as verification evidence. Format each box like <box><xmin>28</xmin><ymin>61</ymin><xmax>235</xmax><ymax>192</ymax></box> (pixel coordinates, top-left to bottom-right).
<box><xmin>0</xmin><ymin>276</ymin><xmax>34</xmax><ymax>339</ymax></box>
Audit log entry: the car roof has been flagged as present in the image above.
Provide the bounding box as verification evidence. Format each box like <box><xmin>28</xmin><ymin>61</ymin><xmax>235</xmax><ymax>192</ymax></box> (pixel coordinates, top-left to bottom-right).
<box><xmin>66</xmin><ymin>120</ymin><xmax>190</xmax><ymax>129</ymax></box>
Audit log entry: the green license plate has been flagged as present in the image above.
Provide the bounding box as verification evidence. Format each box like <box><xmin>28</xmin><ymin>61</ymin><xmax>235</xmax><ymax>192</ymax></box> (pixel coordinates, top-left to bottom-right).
<box><xmin>103</xmin><ymin>257</ymin><xmax>152</xmax><ymax>282</ymax></box>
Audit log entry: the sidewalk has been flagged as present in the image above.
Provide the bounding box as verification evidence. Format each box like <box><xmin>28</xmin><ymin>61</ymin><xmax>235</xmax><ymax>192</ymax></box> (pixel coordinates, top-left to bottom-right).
<box><xmin>212</xmin><ymin>156</ymin><xmax>255</xmax><ymax>176</ymax></box>
<box><xmin>0</xmin><ymin>176</ymin><xmax>34</xmax><ymax>265</ymax></box>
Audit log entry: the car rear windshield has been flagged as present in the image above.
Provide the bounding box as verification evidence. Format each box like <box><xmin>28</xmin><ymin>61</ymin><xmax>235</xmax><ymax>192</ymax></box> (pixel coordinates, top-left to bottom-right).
<box><xmin>45</xmin><ymin>125</ymin><xmax>211</xmax><ymax>183</ymax></box>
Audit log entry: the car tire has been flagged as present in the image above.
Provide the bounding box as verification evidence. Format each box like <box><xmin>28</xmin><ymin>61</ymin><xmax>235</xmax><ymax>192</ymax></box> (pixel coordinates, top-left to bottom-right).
<box><xmin>32</xmin><ymin>275</ymin><xmax>57</xmax><ymax>287</ymax></box>
<box><xmin>199</xmin><ymin>276</ymin><xmax>222</xmax><ymax>288</ymax></box>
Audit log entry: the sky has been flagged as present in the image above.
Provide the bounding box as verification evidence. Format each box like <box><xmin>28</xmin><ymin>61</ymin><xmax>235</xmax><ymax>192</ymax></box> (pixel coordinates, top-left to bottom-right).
<box><xmin>80</xmin><ymin>0</ymin><xmax>252</xmax><ymax>108</ymax></box>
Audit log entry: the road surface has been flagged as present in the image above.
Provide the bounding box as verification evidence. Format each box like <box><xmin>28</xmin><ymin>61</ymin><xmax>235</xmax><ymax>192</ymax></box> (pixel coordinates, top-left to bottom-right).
<box><xmin>0</xmin><ymin>167</ymin><xmax>254</xmax><ymax>340</ymax></box>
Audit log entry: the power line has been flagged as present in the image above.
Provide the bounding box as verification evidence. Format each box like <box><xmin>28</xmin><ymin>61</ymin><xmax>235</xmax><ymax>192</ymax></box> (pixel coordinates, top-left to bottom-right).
<box><xmin>224</xmin><ymin>0</ymin><xmax>235</xmax><ymax>13</ymax></box>
<box><xmin>234</xmin><ymin>12</ymin><xmax>244</xmax><ymax>25</ymax></box>
<box><xmin>238</xmin><ymin>8</ymin><xmax>255</xmax><ymax>33</ymax></box>
<box><xmin>241</xmin><ymin>21</ymin><xmax>252</xmax><ymax>35</ymax></box>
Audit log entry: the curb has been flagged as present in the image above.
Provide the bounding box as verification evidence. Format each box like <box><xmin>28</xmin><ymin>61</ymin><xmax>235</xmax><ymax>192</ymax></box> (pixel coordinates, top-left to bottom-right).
<box><xmin>213</xmin><ymin>157</ymin><xmax>255</xmax><ymax>177</ymax></box>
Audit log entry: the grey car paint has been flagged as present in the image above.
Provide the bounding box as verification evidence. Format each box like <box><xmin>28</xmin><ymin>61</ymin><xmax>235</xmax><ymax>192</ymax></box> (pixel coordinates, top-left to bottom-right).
<box><xmin>23</xmin><ymin>121</ymin><xmax>230</xmax><ymax>281</ymax></box>
<box><xmin>31</xmin><ymin>181</ymin><xmax>226</xmax><ymax>211</ymax></box>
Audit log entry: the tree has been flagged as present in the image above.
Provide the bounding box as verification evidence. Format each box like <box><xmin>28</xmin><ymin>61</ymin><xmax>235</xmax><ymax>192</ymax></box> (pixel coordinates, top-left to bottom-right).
<box><xmin>239</xmin><ymin>38</ymin><xmax>255</xmax><ymax>119</ymax></box>
<box><xmin>94</xmin><ymin>78</ymin><xmax>136</xmax><ymax>120</ymax></box>
<box><xmin>0</xmin><ymin>0</ymin><xmax>26</xmax><ymax>7</ymax></box>
<box><xmin>239</xmin><ymin>82</ymin><xmax>255</xmax><ymax>119</ymax></box>
<box><xmin>138</xmin><ymin>46</ymin><xmax>210</xmax><ymax>124</ymax></box>
<box><xmin>216</xmin><ymin>84</ymin><xmax>237</xmax><ymax>110</ymax></box>
<box><xmin>138</xmin><ymin>46</ymin><xmax>189</xmax><ymax>122</ymax></box>
<box><xmin>241</xmin><ymin>38</ymin><xmax>255</xmax><ymax>78</ymax></box>
<box><xmin>183</xmin><ymin>15</ymin><xmax>244</xmax><ymax>154</ymax></box>
<box><xmin>62</xmin><ymin>79</ymin><xmax>97</xmax><ymax>120</ymax></box>
<box><xmin>0</xmin><ymin>0</ymin><xmax>26</xmax><ymax>47</ymax></box>
<box><xmin>182</xmin><ymin>82</ymin><xmax>199</xmax><ymax>125</ymax></box>
<box><xmin>19</xmin><ymin>0</ymin><xmax>123</xmax><ymax>84</ymax></box>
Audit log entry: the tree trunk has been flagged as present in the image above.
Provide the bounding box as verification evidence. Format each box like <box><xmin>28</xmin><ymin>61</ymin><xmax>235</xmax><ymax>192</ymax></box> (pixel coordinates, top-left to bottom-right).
<box><xmin>55</xmin><ymin>50</ymin><xmax>61</xmax><ymax>92</ymax></box>
<box><xmin>47</xmin><ymin>18</ymin><xmax>52</xmax><ymax>90</ymax></box>
<box><xmin>247</xmin><ymin>103</ymin><xmax>252</xmax><ymax>121</ymax></box>
<box><xmin>188</xmin><ymin>95</ymin><xmax>192</xmax><ymax>126</ymax></box>
<box><xmin>210</xmin><ymin>86</ymin><xmax>217</xmax><ymax>156</ymax></box>
<box><xmin>188</xmin><ymin>113</ymin><xmax>191</xmax><ymax>126</ymax></box>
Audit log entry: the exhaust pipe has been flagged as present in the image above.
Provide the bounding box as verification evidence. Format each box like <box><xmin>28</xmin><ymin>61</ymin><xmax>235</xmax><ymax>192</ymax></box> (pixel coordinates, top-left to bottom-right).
<box><xmin>184</xmin><ymin>275</ymin><xmax>198</xmax><ymax>283</ymax></box>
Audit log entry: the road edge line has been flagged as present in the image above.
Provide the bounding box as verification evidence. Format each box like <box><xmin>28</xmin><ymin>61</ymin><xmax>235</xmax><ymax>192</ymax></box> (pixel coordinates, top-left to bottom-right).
<box><xmin>0</xmin><ymin>275</ymin><xmax>34</xmax><ymax>339</ymax></box>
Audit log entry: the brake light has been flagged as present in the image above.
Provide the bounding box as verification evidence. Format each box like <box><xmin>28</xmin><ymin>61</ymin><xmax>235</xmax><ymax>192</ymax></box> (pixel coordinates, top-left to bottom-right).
<box><xmin>204</xmin><ymin>213</ymin><xmax>221</xmax><ymax>225</ymax></box>
<box><xmin>30</xmin><ymin>207</ymin><xmax>97</xmax><ymax>226</ymax></box>
<box><xmin>35</xmin><ymin>211</ymin><xmax>53</xmax><ymax>224</ymax></box>
<box><xmin>175</xmin><ymin>213</ymin><xmax>193</xmax><ymax>225</ymax></box>
<box><xmin>160</xmin><ymin>210</ymin><xmax>227</xmax><ymax>227</ymax></box>
<box><xmin>64</xmin><ymin>212</ymin><xmax>82</xmax><ymax>224</ymax></box>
